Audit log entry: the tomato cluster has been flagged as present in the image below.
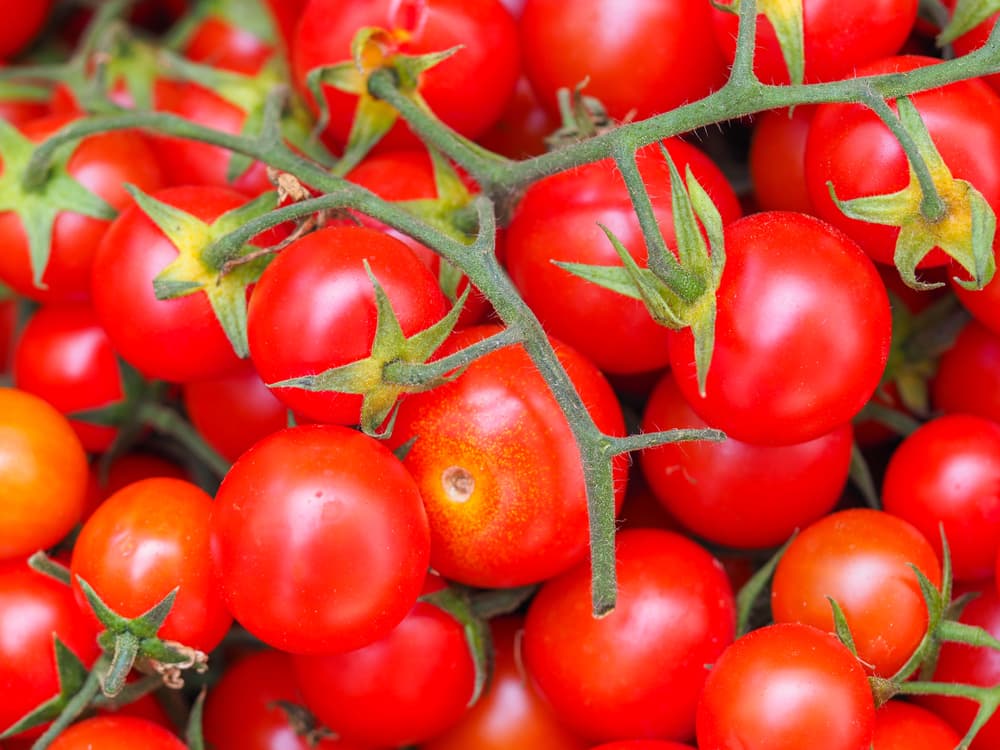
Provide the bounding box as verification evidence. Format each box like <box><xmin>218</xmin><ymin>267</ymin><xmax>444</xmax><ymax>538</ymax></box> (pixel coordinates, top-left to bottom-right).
<box><xmin>2</xmin><ymin>1</ymin><xmax>1000</xmax><ymax>750</ymax></box>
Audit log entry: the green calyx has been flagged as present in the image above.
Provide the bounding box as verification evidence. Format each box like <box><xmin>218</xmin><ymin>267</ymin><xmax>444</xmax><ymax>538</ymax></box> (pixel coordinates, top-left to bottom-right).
<box><xmin>715</xmin><ymin>0</ymin><xmax>805</xmax><ymax>83</ymax></box>
<box><xmin>126</xmin><ymin>183</ymin><xmax>279</xmax><ymax>358</ymax></box>
<box><xmin>0</xmin><ymin>119</ymin><xmax>117</xmax><ymax>290</ymax></box>
<box><xmin>829</xmin><ymin>96</ymin><xmax>997</xmax><ymax>292</ymax></box>
<box><xmin>269</xmin><ymin>261</ymin><xmax>469</xmax><ymax>437</ymax></box>
<box><xmin>0</xmin><ymin>636</ymin><xmax>89</xmax><ymax>738</ymax></box>
<box><xmin>419</xmin><ymin>584</ymin><xmax>493</xmax><ymax>708</ymax></box>
<box><xmin>557</xmin><ymin>143</ymin><xmax>725</xmax><ymax>395</ymax></box>
<box><xmin>306</xmin><ymin>26</ymin><xmax>461</xmax><ymax>176</ymax></box>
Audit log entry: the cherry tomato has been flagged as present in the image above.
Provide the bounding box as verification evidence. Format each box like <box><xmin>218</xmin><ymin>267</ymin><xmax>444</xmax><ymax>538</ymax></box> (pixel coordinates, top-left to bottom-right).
<box><xmin>71</xmin><ymin>477</ymin><xmax>232</xmax><ymax>653</ymax></box>
<box><xmin>519</xmin><ymin>0</ymin><xmax>727</xmax><ymax>121</ymax></box>
<box><xmin>0</xmin><ymin>0</ymin><xmax>54</xmax><ymax>59</ymax></box>
<box><xmin>523</xmin><ymin>529</ymin><xmax>735</xmax><ymax>743</ymax></box>
<box><xmin>48</xmin><ymin>716</ymin><xmax>185</xmax><ymax>750</ymax></box>
<box><xmin>0</xmin><ymin>560</ymin><xmax>100</xmax><ymax>740</ymax></box>
<box><xmin>872</xmin><ymin>701</ymin><xmax>962</xmax><ymax>750</ymax></box>
<box><xmin>696</xmin><ymin>623</ymin><xmax>875</xmax><ymax>750</ymax></box>
<box><xmin>748</xmin><ymin>106</ymin><xmax>815</xmax><ymax>214</ymax></box>
<box><xmin>640</xmin><ymin>371</ymin><xmax>852</xmax><ymax>548</ymax></box>
<box><xmin>932</xmin><ymin>319</ymin><xmax>1000</xmax><ymax>422</ymax></box>
<box><xmin>13</xmin><ymin>303</ymin><xmax>123</xmax><ymax>453</ymax></box>
<box><xmin>882</xmin><ymin>414</ymin><xmax>1000</xmax><ymax>581</ymax></box>
<box><xmin>0</xmin><ymin>388</ymin><xmax>88</xmax><ymax>561</ymax></box>
<box><xmin>668</xmin><ymin>211</ymin><xmax>891</xmax><ymax>446</ymax></box>
<box><xmin>210</xmin><ymin>424</ymin><xmax>430</xmax><ymax>654</ymax></box>
<box><xmin>385</xmin><ymin>324</ymin><xmax>627</xmax><ymax>587</ymax></box>
<box><xmin>770</xmin><ymin>508</ymin><xmax>942</xmax><ymax>677</ymax></box>
<box><xmin>82</xmin><ymin>453</ymin><xmax>189</xmax><ymax>521</ymax></box>
<box><xmin>505</xmin><ymin>139</ymin><xmax>741</xmax><ymax>375</ymax></box>
<box><xmin>422</xmin><ymin>616</ymin><xmax>588</xmax><ymax>750</ymax></box>
<box><xmin>589</xmin><ymin>743</ymin><xmax>695</xmax><ymax>750</ymax></box>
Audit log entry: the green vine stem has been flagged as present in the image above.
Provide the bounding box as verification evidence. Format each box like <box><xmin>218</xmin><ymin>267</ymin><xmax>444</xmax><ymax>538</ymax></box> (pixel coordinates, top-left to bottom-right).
<box><xmin>15</xmin><ymin>0</ymin><xmax>1000</xmax><ymax>613</ymax></box>
<box><xmin>29</xmin><ymin>656</ymin><xmax>107</xmax><ymax>750</ymax></box>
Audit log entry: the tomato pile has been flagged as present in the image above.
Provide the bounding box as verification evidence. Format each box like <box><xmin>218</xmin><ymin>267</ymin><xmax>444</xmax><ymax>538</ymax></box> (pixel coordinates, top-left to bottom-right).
<box><xmin>3</xmin><ymin>1</ymin><xmax>1000</xmax><ymax>749</ymax></box>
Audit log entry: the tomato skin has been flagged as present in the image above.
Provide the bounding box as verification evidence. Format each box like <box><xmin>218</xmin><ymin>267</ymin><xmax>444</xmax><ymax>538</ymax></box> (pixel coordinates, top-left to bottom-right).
<box><xmin>0</xmin><ymin>0</ymin><xmax>54</xmax><ymax>59</ymax></box>
<box><xmin>247</xmin><ymin>225</ymin><xmax>449</xmax><ymax>425</ymax></box>
<box><xmin>770</xmin><ymin>508</ymin><xmax>941</xmax><ymax>677</ymax></box>
<box><xmin>640</xmin><ymin>371</ymin><xmax>851</xmax><ymax>548</ymax></box>
<box><xmin>82</xmin><ymin>453</ymin><xmax>188</xmax><ymax>522</ymax></box>
<box><xmin>882</xmin><ymin>414</ymin><xmax>1000</xmax><ymax>581</ymax></box>
<box><xmin>589</xmin><ymin>743</ymin><xmax>695</xmax><ymax>750</ymax></box>
<box><xmin>804</xmin><ymin>56</ymin><xmax>1000</xmax><ymax>267</ymax></box>
<box><xmin>183</xmin><ymin>16</ymin><xmax>276</xmax><ymax>75</ymax></box>
<box><xmin>711</xmin><ymin>0</ymin><xmax>917</xmax><ymax>85</ymax></box>
<box><xmin>203</xmin><ymin>649</ymin><xmax>358</xmax><ymax>750</ymax></box>
<box><xmin>13</xmin><ymin>303</ymin><xmax>123</xmax><ymax>453</ymax></box>
<box><xmin>92</xmin><ymin>186</ymin><xmax>251</xmax><ymax>384</ymax></box>
<box><xmin>0</xmin><ymin>388</ymin><xmax>88</xmax><ymax>561</ymax></box>
<box><xmin>210</xmin><ymin>424</ymin><xmax>430</xmax><ymax>654</ymax></box>
<box><xmin>292</xmin><ymin>575</ymin><xmax>474</xmax><ymax>747</ymax></box>
<box><xmin>871</xmin><ymin>701</ymin><xmax>962</xmax><ymax>750</ymax></box>
<box><xmin>0</xmin><ymin>560</ymin><xmax>100</xmax><ymax>740</ymax></box>
<box><xmin>48</xmin><ymin>716</ymin><xmax>186</xmax><ymax>750</ymax></box>
<box><xmin>385</xmin><ymin>325</ymin><xmax>627</xmax><ymax>587</ymax></box>
<box><xmin>0</xmin><ymin>115</ymin><xmax>166</xmax><ymax>303</ymax></box>
<box><xmin>932</xmin><ymin>319</ymin><xmax>1000</xmax><ymax>423</ymax></box>
<box><xmin>523</xmin><ymin>529</ymin><xmax>736</xmax><ymax>743</ymax></box>
<box><xmin>519</xmin><ymin>0</ymin><xmax>727</xmax><ymax>121</ymax></box>
<box><xmin>668</xmin><ymin>211</ymin><xmax>891</xmax><ymax>446</ymax></box>
<box><xmin>505</xmin><ymin>139</ymin><xmax>741</xmax><ymax>375</ymax></box>
<box><xmin>696</xmin><ymin>622</ymin><xmax>875</xmax><ymax>750</ymax></box>
<box><xmin>293</xmin><ymin>0</ymin><xmax>520</xmax><ymax>149</ymax></box>
<box><xmin>918</xmin><ymin>583</ymin><xmax>1000</xmax><ymax>750</ymax></box>
<box><xmin>71</xmin><ymin>477</ymin><xmax>232</xmax><ymax>653</ymax></box>
<box><xmin>749</xmin><ymin>106</ymin><xmax>816</xmax><ymax>214</ymax></box>
<box><xmin>422</xmin><ymin>616</ymin><xmax>588</xmax><ymax>750</ymax></box>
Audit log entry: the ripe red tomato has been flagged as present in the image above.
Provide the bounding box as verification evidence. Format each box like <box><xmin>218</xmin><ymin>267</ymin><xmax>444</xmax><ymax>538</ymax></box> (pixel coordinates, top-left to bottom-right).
<box><xmin>668</xmin><ymin>211</ymin><xmax>891</xmax><ymax>446</ymax></box>
<box><xmin>385</xmin><ymin>324</ymin><xmax>627</xmax><ymax>587</ymax></box>
<box><xmin>804</xmin><ymin>56</ymin><xmax>1000</xmax><ymax>267</ymax></box>
<box><xmin>0</xmin><ymin>114</ymin><xmax>165</xmax><ymax>303</ymax></box>
<box><xmin>696</xmin><ymin>622</ymin><xmax>875</xmax><ymax>750</ymax></box>
<box><xmin>0</xmin><ymin>0</ymin><xmax>54</xmax><ymax>59</ymax></box>
<box><xmin>0</xmin><ymin>560</ymin><xmax>100</xmax><ymax>740</ymax></box>
<box><xmin>91</xmin><ymin>186</ymin><xmax>254</xmax><ymax>383</ymax></box>
<box><xmin>13</xmin><ymin>303</ymin><xmax>123</xmax><ymax>453</ymax></box>
<box><xmin>247</xmin><ymin>225</ymin><xmax>449</xmax><ymax>426</ymax></box>
<box><xmin>203</xmin><ymin>649</ymin><xmax>358</xmax><ymax>750</ymax></box>
<box><xmin>872</xmin><ymin>701</ymin><xmax>962</xmax><ymax>750</ymax></box>
<box><xmin>519</xmin><ymin>0</ymin><xmax>727</xmax><ymax>121</ymax></box>
<box><xmin>0</xmin><ymin>387</ymin><xmax>88</xmax><ymax>561</ymax></box>
<box><xmin>523</xmin><ymin>529</ymin><xmax>735</xmax><ymax>743</ymax></box>
<box><xmin>71</xmin><ymin>477</ymin><xmax>232</xmax><ymax>653</ymax></box>
<box><xmin>770</xmin><ymin>508</ymin><xmax>942</xmax><ymax>677</ymax></box>
<box><xmin>710</xmin><ymin>0</ymin><xmax>917</xmax><ymax>84</ymax></box>
<box><xmin>422</xmin><ymin>616</ymin><xmax>588</xmax><ymax>750</ymax></box>
<box><xmin>504</xmin><ymin>139</ymin><xmax>741</xmax><ymax>375</ymax></box>
<box><xmin>47</xmin><ymin>716</ymin><xmax>185</xmax><ymax>750</ymax></box>
<box><xmin>0</xmin><ymin>298</ymin><xmax>14</xmax><ymax>373</ymax></box>
<box><xmin>748</xmin><ymin>106</ymin><xmax>815</xmax><ymax>214</ymax></box>
<box><xmin>932</xmin><ymin>319</ymin><xmax>1000</xmax><ymax>422</ymax></box>
<box><xmin>293</xmin><ymin>0</ymin><xmax>520</xmax><ymax>149</ymax></box>
<box><xmin>82</xmin><ymin>453</ymin><xmax>188</xmax><ymax>521</ymax></box>
<box><xmin>182</xmin><ymin>12</ymin><xmax>276</xmax><ymax>75</ymax></box>
<box><xmin>292</xmin><ymin>574</ymin><xmax>475</xmax><ymax>747</ymax></box>
<box><xmin>210</xmin><ymin>424</ymin><xmax>430</xmax><ymax>654</ymax></box>
<box><xmin>589</xmin><ymin>743</ymin><xmax>695</xmax><ymax>750</ymax></box>
<box><xmin>882</xmin><ymin>414</ymin><xmax>1000</xmax><ymax>581</ymax></box>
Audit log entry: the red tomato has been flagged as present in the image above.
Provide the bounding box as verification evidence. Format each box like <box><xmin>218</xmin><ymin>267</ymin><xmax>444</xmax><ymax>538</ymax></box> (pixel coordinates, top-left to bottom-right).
<box><xmin>0</xmin><ymin>298</ymin><xmax>15</xmax><ymax>373</ymax></box>
<box><xmin>883</xmin><ymin>414</ymin><xmax>1000</xmax><ymax>581</ymax></box>
<box><xmin>183</xmin><ymin>14</ymin><xmax>276</xmax><ymax>75</ymax></box>
<box><xmin>422</xmin><ymin>616</ymin><xmax>588</xmax><ymax>750</ymax></box>
<box><xmin>475</xmin><ymin>76</ymin><xmax>556</xmax><ymax>160</ymax></box>
<box><xmin>48</xmin><ymin>716</ymin><xmax>185</xmax><ymax>750</ymax></box>
<box><xmin>933</xmin><ymin>319</ymin><xmax>1000</xmax><ymax>423</ymax></box>
<box><xmin>918</xmin><ymin>582</ymin><xmax>1000</xmax><ymax>750</ymax></box>
<box><xmin>0</xmin><ymin>388</ymin><xmax>88</xmax><ymax>561</ymax></box>
<box><xmin>182</xmin><ymin>363</ymin><xmax>288</xmax><ymax>463</ymax></box>
<box><xmin>710</xmin><ymin>0</ymin><xmax>917</xmax><ymax>84</ymax></box>
<box><xmin>804</xmin><ymin>56</ymin><xmax>1000</xmax><ymax>267</ymax></box>
<box><xmin>13</xmin><ymin>303</ymin><xmax>123</xmax><ymax>453</ymax></box>
<box><xmin>385</xmin><ymin>324</ymin><xmax>627</xmax><ymax>587</ymax></box>
<box><xmin>504</xmin><ymin>139</ymin><xmax>741</xmax><ymax>375</ymax></box>
<box><xmin>770</xmin><ymin>508</ymin><xmax>942</xmax><ymax>677</ymax></box>
<box><xmin>872</xmin><ymin>701</ymin><xmax>962</xmax><ymax>750</ymax></box>
<box><xmin>248</xmin><ymin>225</ymin><xmax>449</xmax><ymax>425</ymax></box>
<box><xmin>210</xmin><ymin>424</ymin><xmax>430</xmax><ymax>654</ymax></box>
<box><xmin>0</xmin><ymin>560</ymin><xmax>100</xmax><ymax>740</ymax></box>
<box><xmin>695</xmin><ymin>622</ymin><xmax>875</xmax><ymax>750</ymax></box>
<box><xmin>91</xmin><ymin>186</ymin><xmax>254</xmax><ymax>383</ymax></box>
<box><xmin>519</xmin><ymin>0</ymin><xmax>727</xmax><ymax>121</ymax></box>
<box><xmin>82</xmin><ymin>453</ymin><xmax>188</xmax><ymax>521</ymax></box>
<box><xmin>589</xmin><ymin>743</ymin><xmax>695</xmax><ymax>750</ymax></box>
<box><xmin>71</xmin><ymin>478</ymin><xmax>232</xmax><ymax>653</ymax></box>
<box><xmin>0</xmin><ymin>0</ymin><xmax>54</xmax><ymax>59</ymax></box>
<box><xmin>0</xmin><ymin>114</ymin><xmax>165</xmax><ymax>302</ymax></box>
<box><xmin>640</xmin><ymin>371</ymin><xmax>852</xmax><ymax>548</ymax></box>
<box><xmin>668</xmin><ymin>211</ymin><xmax>891</xmax><ymax>446</ymax></box>
<box><xmin>748</xmin><ymin>106</ymin><xmax>816</xmax><ymax>214</ymax></box>
<box><xmin>292</xmin><ymin>575</ymin><xmax>475</xmax><ymax>747</ymax></box>
<box><xmin>523</xmin><ymin>529</ymin><xmax>735</xmax><ymax>743</ymax></box>
<box><xmin>293</xmin><ymin>0</ymin><xmax>520</xmax><ymax>149</ymax></box>
<box><xmin>203</xmin><ymin>649</ymin><xmax>362</xmax><ymax>750</ymax></box>
<box><xmin>951</xmin><ymin>10</ymin><xmax>1000</xmax><ymax>95</ymax></box>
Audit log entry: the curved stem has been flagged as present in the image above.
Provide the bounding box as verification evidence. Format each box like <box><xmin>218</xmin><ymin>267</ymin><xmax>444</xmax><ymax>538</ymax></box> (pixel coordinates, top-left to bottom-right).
<box><xmin>610</xmin><ymin>428</ymin><xmax>726</xmax><ymax>455</ymax></box>
<box><xmin>139</xmin><ymin>403</ymin><xmax>230</xmax><ymax>480</ymax></box>
<box><xmin>384</xmin><ymin>328</ymin><xmax>520</xmax><ymax>385</ymax></box>
<box><xmin>30</xmin><ymin>656</ymin><xmax>107</xmax><ymax>750</ymax></box>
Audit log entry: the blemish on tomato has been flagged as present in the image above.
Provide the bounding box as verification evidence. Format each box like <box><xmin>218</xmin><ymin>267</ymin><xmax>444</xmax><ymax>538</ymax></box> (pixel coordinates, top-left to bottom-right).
<box><xmin>441</xmin><ymin>465</ymin><xmax>474</xmax><ymax>503</ymax></box>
